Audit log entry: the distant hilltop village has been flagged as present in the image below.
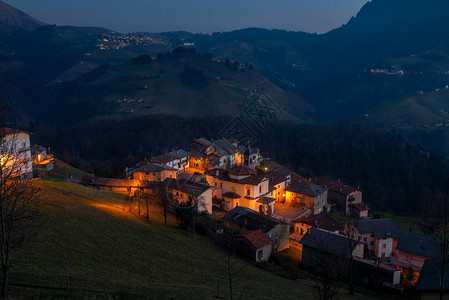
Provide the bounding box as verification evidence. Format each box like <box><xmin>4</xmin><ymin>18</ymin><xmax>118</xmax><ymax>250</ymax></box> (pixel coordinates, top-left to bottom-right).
<box><xmin>2</xmin><ymin>128</ymin><xmax>441</xmax><ymax>293</ymax></box>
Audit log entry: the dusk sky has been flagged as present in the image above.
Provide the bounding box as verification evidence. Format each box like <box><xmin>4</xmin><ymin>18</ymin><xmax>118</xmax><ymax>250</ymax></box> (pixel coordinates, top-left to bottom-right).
<box><xmin>4</xmin><ymin>0</ymin><xmax>369</xmax><ymax>34</ymax></box>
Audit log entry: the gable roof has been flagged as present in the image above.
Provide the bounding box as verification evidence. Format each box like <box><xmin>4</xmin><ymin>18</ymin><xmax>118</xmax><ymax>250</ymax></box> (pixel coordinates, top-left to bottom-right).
<box><xmin>293</xmin><ymin>214</ymin><xmax>343</xmax><ymax>233</ymax></box>
<box><xmin>286</xmin><ymin>181</ymin><xmax>327</xmax><ymax>197</ymax></box>
<box><xmin>321</xmin><ymin>180</ymin><xmax>360</xmax><ymax>196</ymax></box>
<box><xmin>223</xmin><ymin>206</ymin><xmax>283</xmax><ymax>233</ymax></box>
<box><xmin>354</xmin><ymin>218</ymin><xmax>399</xmax><ymax>239</ymax></box>
<box><xmin>223</xmin><ymin>191</ymin><xmax>242</xmax><ymax>199</ymax></box>
<box><xmin>266</xmin><ymin>168</ymin><xmax>291</xmax><ymax>186</ymax></box>
<box><xmin>214</xmin><ymin>138</ymin><xmax>238</xmax><ymax>154</ymax></box>
<box><xmin>205</xmin><ymin>169</ymin><xmax>268</xmax><ymax>186</ymax></box>
<box><xmin>151</xmin><ymin>149</ymin><xmax>189</xmax><ymax>164</ymax></box>
<box><xmin>192</xmin><ymin>138</ymin><xmax>212</xmax><ymax>148</ymax></box>
<box><xmin>162</xmin><ymin>178</ymin><xmax>211</xmax><ymax>197</ymax></box>
<box><xmin>235</xmin><ymin>229</ymin><xmax>273</xmax><ymax>249</ymax></box>
<box><xmin>300</xmin><ymin>228</ymin><xmax>360</xmax><ymax>258</ymax></box>
<box><xmin>228</xmin><ymin>166</ymin><xmax>257</xmax><ymax>176</ymax></box>
<box><xmin>134</xmin><ymin>163</ymin><xmax>176</xmax><ymax>173</ymax></box>
<box><xmin>416</xmin><ymin>259</ymin><xmax>449</xmax><ymax>291</ymax></box>
<box><xmin>394</xmin><ymin>230</ymin><xmax>439</xmax><ymax>258</ymax></box>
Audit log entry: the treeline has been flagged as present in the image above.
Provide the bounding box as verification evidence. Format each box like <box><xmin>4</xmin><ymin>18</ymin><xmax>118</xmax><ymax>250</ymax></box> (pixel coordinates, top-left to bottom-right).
<box><xmin>33</xmin><ymin>116</ymin><xmax>448</xmax><ymax>217</ymax></box>
<box><xmin>260</xmin><ymin>122</ymin><xmax>447</xmax><ymax>217</ymax></box>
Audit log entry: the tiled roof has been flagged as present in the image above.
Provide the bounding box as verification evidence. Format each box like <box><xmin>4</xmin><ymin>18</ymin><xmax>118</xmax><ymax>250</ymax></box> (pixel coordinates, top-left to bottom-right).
<box><xmin>286</xmin><ymin>181</ymin><xmax>327</xmax><ymax>197</ymax></box>
<box><xmin>293</xmin><ymin>214</ymin><xmax>343</xmax><ymax>233</ymax></box>
<box><xmin>193</xmin><ymin>138</ymin><xmax>212</xmax><ymax>148</ymax></box>
<box><xmin>223</xmin><ymin>191</ymin><xmax>241</xmax><ymax>199</ymax></box>
<box><xmin>162</xmin><ymin>178</ymin><xmax>211</xmax><ymax>197</ymax></box>
<box><xmin>135</xmin><ymin>163</ymin><xmax>176</xmax><ymax>172</ymax></box>
<box><xmin>352</xmin><ymin>202</ymin><xmax>369</xmax><ymax>212</ymax></box>
<box><xmin>235</xmin><ymin>229</ymin><xmax>273</xmax><ymax>249</ymax></box>
<box><xmin>300</xmin><ymin>228</ymin><xmax>360</xmax><ymax>258</ymax></box>
<box><xmin>394</xmin><ymin>230</ymin><xmax>439</xmax><ymax>258</ymax></box>
<box><xmin>205</xmin><ymin>169</ymin><xmax>267</xmax><ymax>186</ymax></box>
<box><xmin>0</xmin><ymin>127</ymin><xmax>29</xmax><ymax>136</ymax></box>
<box><xmin>321</xmin><ymin>180</ymin><xmax>359</xmax><ymax>196</ymax></box>
<box><xmin>257</xmin><ymin>197</ymin><xmax>276</xmax><ymax>205</ymax></box>
<box><xmin>228</xmin><ymin>166</ymin><xmax>257</xmax><ymax>176</ymax></box>
<box><xmin>223</xmin><ymin>206</ymin><xmax>283</xmax><ymax>233</ymax></box>
<box><xmin>416</xmin><ymin>259</ymin><xmax>449</xmax><ymax>291</ymax></box>
<box><xmin>354</xmin><ymin>218</ymin><xmax>399</xmax><ymax>239</ymax></box>
<box><xmin>214</xmin><ymin>138</ymin><xmax>238</xmax><ymax>154</ymax></box>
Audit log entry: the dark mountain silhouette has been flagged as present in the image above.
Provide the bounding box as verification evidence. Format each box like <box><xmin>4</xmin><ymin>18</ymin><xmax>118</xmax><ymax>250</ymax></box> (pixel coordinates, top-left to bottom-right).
<box><xmin>0</xmin><ymin>0</ymin><xmax>45</xmax><ymax>33</ymax></box>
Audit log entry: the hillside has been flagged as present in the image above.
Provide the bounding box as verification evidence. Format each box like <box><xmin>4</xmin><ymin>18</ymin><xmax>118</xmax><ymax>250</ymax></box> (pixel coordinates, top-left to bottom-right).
<box><xmin>0</xmin><ymin>0</ymin><xmax>44</xmax><ymax>33</ymax></box>
<box><xmin>10</xmin><ymin>180</ymin><xmax>394</xmax><ymax>299</ymax></box>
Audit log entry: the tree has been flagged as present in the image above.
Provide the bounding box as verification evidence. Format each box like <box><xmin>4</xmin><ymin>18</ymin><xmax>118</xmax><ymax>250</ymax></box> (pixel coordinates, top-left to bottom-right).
<box><xmin>0</xmin><ymin>129</ymin><xmax>44</xmax><ymax>298</ymax></box>
<box><xmin>344</xmin><ymin>222</ymin><xmax>357</xmax><ymax>295</ymax></box>
<box><xmin>311</xmin><ymin>241</ymin><xmax>346</xmax><ymax>300</ymax></box>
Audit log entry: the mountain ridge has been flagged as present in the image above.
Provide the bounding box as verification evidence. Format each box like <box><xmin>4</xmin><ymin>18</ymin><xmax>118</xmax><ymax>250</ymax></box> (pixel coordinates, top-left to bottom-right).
<box><xmin>0</xmin><ymin>0</ymin><xmax>45</xmax><ymax>33</ymax></box>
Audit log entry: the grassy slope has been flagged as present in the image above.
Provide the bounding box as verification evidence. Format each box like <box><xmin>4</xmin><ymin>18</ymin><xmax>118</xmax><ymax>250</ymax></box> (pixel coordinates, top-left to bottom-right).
<box><xmin>10</xmin><ymin>180</ymin><xmax>396</xmax><ymax>299</ymax></box>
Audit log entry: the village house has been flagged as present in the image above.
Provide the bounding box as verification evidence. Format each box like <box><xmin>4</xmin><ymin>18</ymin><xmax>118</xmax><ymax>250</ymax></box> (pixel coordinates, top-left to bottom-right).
<box><xmin>300</xmin><ymin>227</ymin><xmax>364</xmax><ymax>264</ymax></box>
<box><xmin>285</xmin><ymin>181</ymin><xmax>328</xmax><ymax>214</ymax></box>
<box><xmin>233</xmin><ymin>229</ymin><xmax>273</xmax><ymax>262</ymax></box>
<box><xmin>150</xmin><ymin>149</ymin><xmax>190</xmax><ymax>173</ymax></box>
<box><xmin>265</xmin><ymin>167</ymin><xmax>292</xmax><ymax>203</ymax></box>
<box><xmin>241</xmin><ymin>146</ymin><xmax>260</xmax><ymax>168</ymax></box>
<box><xmin>188</xmin><ymin>138</ymin><xmax>214</xmax><ymax>171</ymax></box>
<box><xmin>0</xmin><ymin>128</ymin><xmax>32</xmax><ymax>179</ymax></box>
<box><xmin>223</xmin><ymin>206</ymin><xmax>290</xmax><ymax>253</ymax></box>
<box><xmin>162</xmin><ymin>178</ymin><xmax>213</xmax><ymax>214</ymax></box>
<box><xmin>132</xmin><ymin>163</ymin><xmax>177</xmax><ymax>182</ymax></box>
<box><xmin>353</xmin><ymin>218</ymin><xmax>399</xmax><ymax>259</ymax></box>
<box><xmin>300</xmin><ymin>228</ymin><xmax>402</xmax><ymax>287</ymax></box>
<box><xmin>205</xmin><ymin>166</ymin><xmax>275</xmax><ymax>215</ymax></box>
<box><xmin>352</xmin><ymin>202</ymin><xmax>369</xmax><ymax>218</ymax></box>
<box><xmin>31</xmin><ymin>144</ymin><xmax>54</xmax><ymax>171</ymax></box>
<box><xmin>389</xmin><ymin>230</ymin><xmax>438</xmax><ymax>284</ymax></box>
<box><xmin>293</xmin><ymin>214</ymin><xmax>342</xmax><ymax>238</ymax></box>
<box><xmin>416</xmin><ymin>259</ymin><xmax>449</xmax><ymax>300</ymax></box>
<box><xmin>320</xmin><ymin>180</ymin><xmax>363</xmax><ymax>215</ymax></box>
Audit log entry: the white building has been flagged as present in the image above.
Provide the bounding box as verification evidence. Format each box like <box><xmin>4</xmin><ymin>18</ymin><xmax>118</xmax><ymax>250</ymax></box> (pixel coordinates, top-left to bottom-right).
<box><xmin>0</xmin><ymin>128</ymin><xmax>32</xmax><ymax>179</ymax></box>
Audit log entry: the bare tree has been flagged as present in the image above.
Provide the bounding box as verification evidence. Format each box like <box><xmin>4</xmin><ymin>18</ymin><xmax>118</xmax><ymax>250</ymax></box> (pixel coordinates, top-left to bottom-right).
<box><xmin>344</xmin><ymin>222</ymin><xmax>357</xmax><ymax>295</ymax></box>
<box><xmin>217</xmin><ymin>228</ymin><xmax>249</xmax><ymax>300</ymax></box>
<box><xmin>0</xmin><ymin>129</ymin><xmax>44</xmax><ymax>298</ymax></box>
<box><xmin>311</xmin><ymin>241</ymin><xmax>346</xmax><ymax>300</ymax></box>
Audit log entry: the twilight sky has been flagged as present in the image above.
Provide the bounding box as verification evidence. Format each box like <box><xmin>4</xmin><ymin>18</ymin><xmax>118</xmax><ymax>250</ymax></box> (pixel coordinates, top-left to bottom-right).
<box><xmin>4</xmin><ymin>0</ymin><xmax>369</xmax><ymax>34</ymax></box>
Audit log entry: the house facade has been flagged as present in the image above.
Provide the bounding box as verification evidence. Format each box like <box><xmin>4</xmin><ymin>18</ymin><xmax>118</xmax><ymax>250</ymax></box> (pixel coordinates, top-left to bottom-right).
<box><xmin>233</xmin><ymin>229</ymin><xmax>273</xmax><ymax>262</ymax></box>
<box><xmin>0</xmin><ymin>128</ymin><xmax>32</xmax><ymax>179</ymax></box>
<box><xmin>151</xmin><ymin>149</ymin><xmax>190</xmax><ymax>173</ymax></box>
<box><xmin>285</xmin><ymin>181</ymin><xmax>328</xmax><ymax>214</ymax></box>
<box><xmin>205</xmin><ymin>166</ymin><xmax>275</xmax><ymax>215</ymax></box>
<box><xmin>223</xmin><ymin>206</ymin><xmax>290</xmax><ymax>253</ymax></box>
<box><xmin>133</xmin><ymin>163</ymin><xmax>177</xmax><ymax>182</ymax></box>
<box><xmin>321</xmin><ymin>180</ymin><xmax>363</xmax><ymax>215</ymax></box>
<box><xmin>162</xmin><ymin>178</ymin><xmax>213</xmax><ymax>214</ymax></box>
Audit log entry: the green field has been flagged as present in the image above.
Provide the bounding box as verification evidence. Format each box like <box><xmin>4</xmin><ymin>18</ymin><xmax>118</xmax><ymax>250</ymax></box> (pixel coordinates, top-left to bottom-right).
<box><xmin>9</xmin><ymin>180</ymin><xmax>399</xmax><ymax>299</ymax></box>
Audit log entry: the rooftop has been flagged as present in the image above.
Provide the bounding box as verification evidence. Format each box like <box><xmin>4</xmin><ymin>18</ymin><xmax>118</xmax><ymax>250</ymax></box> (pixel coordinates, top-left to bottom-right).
<box><xmin>354</xmin><ymin>218</ymin><xmax>399</xmax><ymax>239</ymax></box>
<box><xmin>300</xmin><ymin>228</ymin><xmax>360</xmax><ymax>258</ymax></box>
<box><xmin>286</xmin><ymin>181</ymin><xmax>327</xmax><ymax>197</ymax></box>
<box><xmin>134</xmin><ymin>163</ymin><xmax>176</xmax><ymax>173</ymax></box>
<box><xmin>293</xmin><ymin>214</ymin><xmax>343</xmax><ymax>233</ymax></box>
<box><xmin>223</xmin><ymin>206</ymin><xmax>283</xmax><ymax>233</ymax></box>
<box><xmin>162</xmin><ymin>178</ymin><xmax>212</xmax><ymax>197</ymax></box>
<box><xmin>235</xmin><ymin>229</ymin><xmax>273</xmax><ymax>249</ymax></box>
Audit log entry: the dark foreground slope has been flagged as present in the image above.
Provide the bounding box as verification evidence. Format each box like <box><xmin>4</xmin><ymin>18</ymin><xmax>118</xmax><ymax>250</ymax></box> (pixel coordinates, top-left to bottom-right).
<box><xmin>10</xmin><ymin>180</ymin><xmax>394</xmax><ymax>299</ymax></box>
